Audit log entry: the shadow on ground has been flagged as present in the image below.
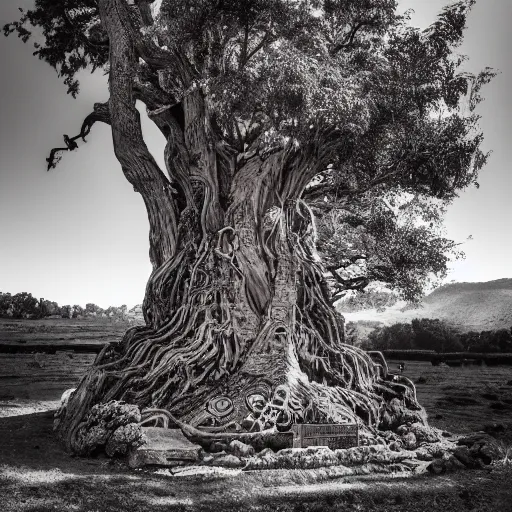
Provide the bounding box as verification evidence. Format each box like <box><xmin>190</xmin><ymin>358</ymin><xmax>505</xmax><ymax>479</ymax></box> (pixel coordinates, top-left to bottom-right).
<box><xmin>1</xmin><ymin>411</ymin><xmax>512</xmax><ymax>511</ymax></box>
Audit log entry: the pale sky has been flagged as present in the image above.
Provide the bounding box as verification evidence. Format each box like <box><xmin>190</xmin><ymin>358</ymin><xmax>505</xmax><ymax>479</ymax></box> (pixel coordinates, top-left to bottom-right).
<box><xmin>0</xmin><ymin>1</ymin><xmax>510</xmax><ymax>308</ymax></box>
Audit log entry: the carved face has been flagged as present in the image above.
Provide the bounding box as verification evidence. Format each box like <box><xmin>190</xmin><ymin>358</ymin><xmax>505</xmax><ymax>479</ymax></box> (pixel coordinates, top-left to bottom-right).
<box><xmin>206</xmin><ymin>396</ymin><xmax>234</xmax><ymax>418</ymax></box>
<box><xmin>271</xmin><ymin>385</ymin><xmax>289</xmax><ymax>410</ymax></box>
<box><xmin>246</xmin><ymin>393</ymin><xmax>267</xmax><ymax>416</ymax></box>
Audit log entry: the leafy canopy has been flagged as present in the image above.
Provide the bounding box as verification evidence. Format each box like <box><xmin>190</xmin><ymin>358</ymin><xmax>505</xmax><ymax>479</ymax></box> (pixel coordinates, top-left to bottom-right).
<box><xmin>4</xmin><ymin>0</ymin><xmax>494</xmax><ymax>301</ymax></box>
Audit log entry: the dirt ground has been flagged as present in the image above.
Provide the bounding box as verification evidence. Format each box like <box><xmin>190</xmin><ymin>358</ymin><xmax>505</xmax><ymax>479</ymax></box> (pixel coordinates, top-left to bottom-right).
<box><xmin>1</xmin><ymin>321</ymin><xmax>512</xmax><ymax>511</ymax></box>
<box><xmin>1</xmin><ymin>410</ymin><xmax>512</xmax><ymax>512</ymax></box>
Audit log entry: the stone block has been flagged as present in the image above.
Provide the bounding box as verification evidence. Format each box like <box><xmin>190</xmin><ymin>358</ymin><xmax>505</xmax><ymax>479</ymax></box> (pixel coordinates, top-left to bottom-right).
<box><xmin>128</xmin><ymin>427</ymin><xmax>202</xmax><ymax>468</ymax></box>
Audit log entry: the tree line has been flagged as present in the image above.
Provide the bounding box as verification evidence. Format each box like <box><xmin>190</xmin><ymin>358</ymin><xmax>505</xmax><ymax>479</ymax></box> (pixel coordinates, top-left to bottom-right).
<box><xmin>359</xmin><ymin>318</ymin><xmax>512</xmax><ymax>354</ymax></box>
<box><xmin>0</xmin><ymin>291</ymin><xmax>139</xmax><ymax>320</ymax></box>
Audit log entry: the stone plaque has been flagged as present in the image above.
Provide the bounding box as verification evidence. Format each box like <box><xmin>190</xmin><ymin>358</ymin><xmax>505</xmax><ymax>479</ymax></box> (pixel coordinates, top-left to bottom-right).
<box><xmin>291</xmin><ymin>423</ymin><xmax>359</xmax><ymax>450</ymax></box>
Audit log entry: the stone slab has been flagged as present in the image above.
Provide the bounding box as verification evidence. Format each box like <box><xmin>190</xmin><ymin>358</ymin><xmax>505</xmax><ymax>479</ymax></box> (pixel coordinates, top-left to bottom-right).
<box><xmin>128</xmin><ymin>427</ymin><xmax>202</xmax><ymax>468</ymax></box>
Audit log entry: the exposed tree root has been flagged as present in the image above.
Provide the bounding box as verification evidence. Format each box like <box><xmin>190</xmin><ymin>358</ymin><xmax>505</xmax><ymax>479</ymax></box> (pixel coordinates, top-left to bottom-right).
<box><xmin>56</xmin><ymin>199</ymin><xmax>426</xmax><ymax>454</ymax></box>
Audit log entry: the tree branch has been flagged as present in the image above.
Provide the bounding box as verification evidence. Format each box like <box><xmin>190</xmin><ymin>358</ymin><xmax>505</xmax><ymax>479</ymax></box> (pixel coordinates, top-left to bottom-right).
<box><xmin>330</xmin><ymin>20</ymin><xmax>374</xmax><ymax>56</ymax></box>
<box><xmin>100</xmin><ymin>0</ymin><xmax>179</xmax><ymax>266</ymax></box>
<box><xmin>46</xmin><ymin>102</ymin><xmax>111</xmax><ymax>171</ymax></box>
<box><xmin>115</xmin><ymin>0</ymin><xmax>194</xmax><ymax>84</ymax></box>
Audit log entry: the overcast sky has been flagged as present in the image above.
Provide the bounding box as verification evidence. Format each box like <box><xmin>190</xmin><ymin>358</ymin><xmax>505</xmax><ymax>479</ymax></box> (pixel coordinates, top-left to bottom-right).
<box><xmin>0</xmin><ymin>1</ymin><xmax>510</xmax><ymax>308</ymax></box>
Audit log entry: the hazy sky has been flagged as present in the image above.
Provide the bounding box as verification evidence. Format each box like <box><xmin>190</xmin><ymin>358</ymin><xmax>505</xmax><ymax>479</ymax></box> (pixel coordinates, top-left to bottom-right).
<box><xmin>0</xmin><ymin>1</ymin><xmax>511</xmax><ymax>308</ymax></box>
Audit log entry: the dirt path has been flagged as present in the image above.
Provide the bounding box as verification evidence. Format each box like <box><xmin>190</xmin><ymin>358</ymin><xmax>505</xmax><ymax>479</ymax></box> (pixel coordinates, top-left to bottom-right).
<box><xmin>1</xmin><ymin>411</ymin><xmax>511</xmax><ymax>512</ymax></box>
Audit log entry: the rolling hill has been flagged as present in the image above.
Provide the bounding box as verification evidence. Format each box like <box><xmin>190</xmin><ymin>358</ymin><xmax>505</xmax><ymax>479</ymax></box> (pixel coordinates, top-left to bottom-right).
<box><xmin>339</xmin><ymin>278</ymin><xmax>512</xmax><ymax>332</ymax></box>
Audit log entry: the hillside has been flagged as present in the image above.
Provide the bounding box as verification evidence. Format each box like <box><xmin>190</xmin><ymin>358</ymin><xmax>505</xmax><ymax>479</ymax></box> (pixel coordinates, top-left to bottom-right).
<box><xmin>339</xmin><ymin>278</ymin><xmax>512</xmax><ymax>332</ymax></box>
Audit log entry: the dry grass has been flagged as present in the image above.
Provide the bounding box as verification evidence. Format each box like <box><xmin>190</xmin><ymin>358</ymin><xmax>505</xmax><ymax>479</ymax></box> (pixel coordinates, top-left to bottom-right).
<box><xmin>388</xmin><ymin>360</ymin><xmax>512</xmax><ymax>436</ymax></box>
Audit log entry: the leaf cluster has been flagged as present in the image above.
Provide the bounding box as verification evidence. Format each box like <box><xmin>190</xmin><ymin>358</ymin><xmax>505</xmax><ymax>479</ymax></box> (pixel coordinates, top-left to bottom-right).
<box><xmin>3</xmin><ymin>1</ymin><xmax>107</xmax><ymax>96</ymax></box>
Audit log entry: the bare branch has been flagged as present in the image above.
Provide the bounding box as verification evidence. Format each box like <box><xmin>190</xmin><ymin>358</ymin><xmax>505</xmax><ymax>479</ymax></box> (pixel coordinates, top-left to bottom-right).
<box><xmin>46</xmin><ymin>102</ymin><xmax>110</xmax><ymax>171</ymax></box>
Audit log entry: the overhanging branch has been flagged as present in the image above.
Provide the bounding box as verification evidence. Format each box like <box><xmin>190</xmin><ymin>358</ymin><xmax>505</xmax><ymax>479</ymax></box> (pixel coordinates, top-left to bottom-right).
<box><xmin>46</xmin><ymin>102</ymin><xmax>111</xmax><ymax>171</ymax></box>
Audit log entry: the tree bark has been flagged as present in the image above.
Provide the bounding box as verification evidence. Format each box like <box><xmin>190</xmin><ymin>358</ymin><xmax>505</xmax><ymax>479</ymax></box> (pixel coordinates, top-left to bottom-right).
<box><xmin>55</xmin><ymin>0</ymin><xmax>426</xmax><ymax>452</ymax></box>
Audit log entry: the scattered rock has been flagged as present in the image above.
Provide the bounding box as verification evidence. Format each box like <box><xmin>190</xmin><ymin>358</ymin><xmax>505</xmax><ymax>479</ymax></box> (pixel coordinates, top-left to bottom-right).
<box><xmin>209</xmin><ymin>441</ymin><xmax>228</xmax><ymax>453</ymax></box>
<box><xmin>396</xmin><ymin>425</ymin><xmax>408</xmax><ymax>436</ymax></box>
<box><xmin>389</xmin><ymin>441</ymin><xmax>402</xmax><ymax>452</ymax></box>
<box><xmin>409</xmin><ymin>423</ymin><xmax>441</xmax><ymax>443</ymax></box>
<box><xmin>479</xmin><ymin>444</ymin><xmax>498</xmax><ymax>465</ymax></box>
<box><xmin>228</xmin><ymin>440</ymin><xmax>254</xmax><ymax>458</ymax></box>
<box><xmin>427</xmin><ymin>458</ymin><xmax>445</xmax><ymax>475</ymax></box>
<box><xmin>73</xmin><ymin>401</ymin><xmax>142</xmax><ymax>456</ymax></box>
<box><xmin>214</xmin><ymin>454</ymin><xmax>244</xmax><ymax>468</ymax></box>
<box><xmin>452</xmin><ymin>446</ymin><xmax>481</xmax><ymax>469</ymax></box>
<box><xmin>445</xmin><ymin>454</ymin><xmax>466</xmax><ymax>471</ymax></box>
<box><xmin>415</xmin><ymin>449</ymin><xmax>434</xmax><ymax>462</ymax></box>
<box><xmin>402</xmin><ymin>432</ymin><xmax>417</xmax><ymax>450</ymax></box>
<box><xmin>457</xmin><ymin>433</ymin><xmax>502</xmax><ymax>465</ymax></box>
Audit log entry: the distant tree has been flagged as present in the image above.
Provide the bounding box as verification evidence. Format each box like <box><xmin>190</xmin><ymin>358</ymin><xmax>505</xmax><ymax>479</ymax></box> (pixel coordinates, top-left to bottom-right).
<box><xmin>490</xmin><ymin>328</ymin><xmax>512</xmax><ymax>353</ymax></box>
<box><xmin>0</xmin><ymin>293</ymin><xmax>12</xmax><ymax>317</ymax></box>
<box><xmin>367</xmin><ymin>322</ymin><xmax>415</xmax><ymax>351</ymax></box>
<box><xmin>9</xmin><ymin>292</ymin><xmax>39</xmax><ymax>319</ymax></box>
<box><xmin>5</xmin><ymin>0</ymin><xmax>494</xmax><ymax>452</ymax></box>
<box><xmin>72</xmin><ymin>305</ymin><xmax>84</xmax><ymax>318</ymax></box>
<box><xmin>59</xmin><ymin>305</ymin><xmax>72</xmax><ymax>319</ymax></box>
<box><xmin>41</xmin><ymin>299</ymin><xmax>60</xmax><ymax>316</ymax></box>
<box><xmin>411</xmin><ymin>318</ymin><xmax>462</xmax><ymax>353</ymax></box>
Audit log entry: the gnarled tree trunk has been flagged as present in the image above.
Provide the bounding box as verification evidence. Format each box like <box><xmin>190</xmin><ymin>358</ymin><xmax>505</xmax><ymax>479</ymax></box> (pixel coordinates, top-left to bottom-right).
<box><xmin>55</xmin><ymin>0</ymin><xmax>425</xmax><ymax>453</ymax></box>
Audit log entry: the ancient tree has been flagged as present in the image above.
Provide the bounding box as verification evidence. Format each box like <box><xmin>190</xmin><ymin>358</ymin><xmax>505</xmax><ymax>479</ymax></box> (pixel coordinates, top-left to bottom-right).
<box><xmin>5</xmin><ymin>0</ymin><xmax>493</xmax><ymax>452</ymax></box>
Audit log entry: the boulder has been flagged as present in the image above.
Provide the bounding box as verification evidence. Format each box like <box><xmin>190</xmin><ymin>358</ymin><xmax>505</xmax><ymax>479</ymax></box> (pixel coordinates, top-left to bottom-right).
<box><xmin>128</xmin><ymin>427</ymin><xmax>202</xmax><ymax>468</ymax></box>
<box><xmin>389</xmin><ymin>441</ymin><xmax>402</xmax><ymax>452</ymax></box>
<box><xmin>106</xmin><ymin>423</ymin><xmax>146</xmax><ymax>457</ymax></box>
<box><xmin>402</xmin><ymin>432</ymin><xmax>417</xmax><ymax>450</ymax></box>
<box><xmin>427</xmin><ymin>458</ymin><xmax>446</xmax><ymax>475</ymax></box>
<box><xmin>452</xmin><ymin>446</ymin><xmax>481</xmax><ymax>469</ymax></box>
<box><xmin>409</xmin><ymin>423</ymin><xmax>441</xmax><ymax>443</ymax></box>
<box><xmin>209</xmin><ymin>441</ymin><xmax>228</xmax><ymax>453</ymax></box>
<box><xmin>457</xmin><ymin>433</ymin><xmax>502</xmax><ymax>465</ymax></box>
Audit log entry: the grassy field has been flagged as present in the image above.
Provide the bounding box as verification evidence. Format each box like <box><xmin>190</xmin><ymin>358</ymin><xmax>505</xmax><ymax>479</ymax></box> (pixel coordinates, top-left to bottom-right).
<box><xmin>0</xmin><ymin>317</ymin><xmax>128</xmax><ymax>347</ymax></box>
<box><xmin>0</xmin><ymin>318</ymin><xmax>123</xmax><ymax>415</ymax></box>
<box><xmin>387</xmin><ymin>360</ymin><xmax>512</xmax><ymax>434</ymax></box>
<box><xmin>1</xmin><ymin>320</ymin><xmax>512</xmax><ymax>511</ymax></box>
<box><xmin>0</xmin><ymin>320</ymin><xmax>511</xmax><ymax>435</ymax></box>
